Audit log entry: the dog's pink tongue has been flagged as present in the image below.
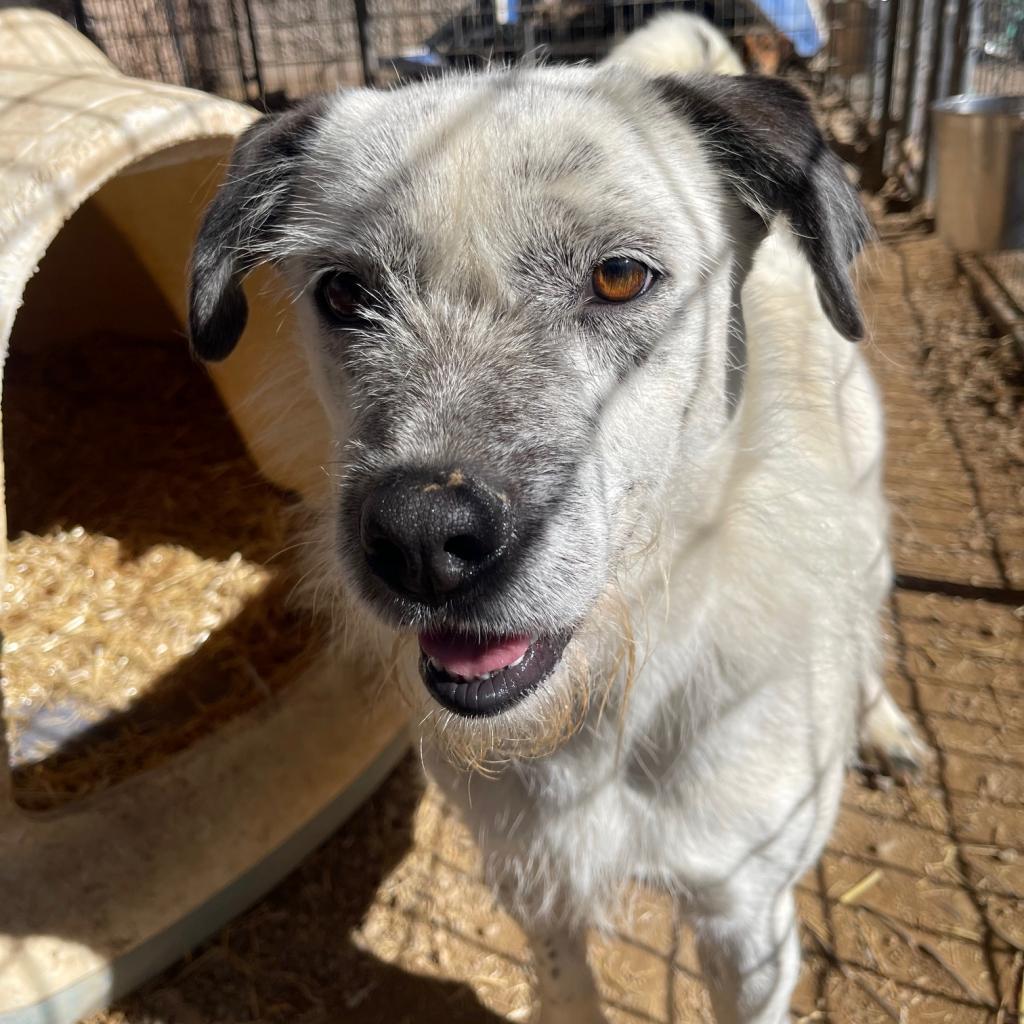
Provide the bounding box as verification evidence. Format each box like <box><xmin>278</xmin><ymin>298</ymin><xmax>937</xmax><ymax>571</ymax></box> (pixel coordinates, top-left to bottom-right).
<box><xmin>420</xmin><ymin>632</ymin><xmax>532</xmax><ymax>677</ymax></box>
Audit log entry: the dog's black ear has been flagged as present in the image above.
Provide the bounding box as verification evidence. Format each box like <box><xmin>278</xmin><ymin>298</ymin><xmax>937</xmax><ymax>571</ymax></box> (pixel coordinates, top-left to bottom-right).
<box><xmin>188</xmin><ymin>97</ymin><xmax>327</xmax><ymax>361</ymax></box>
<box><xmin>655</xmin><ymin>75</ymin><xmax>871</xmax><ymax>341</ymax></box>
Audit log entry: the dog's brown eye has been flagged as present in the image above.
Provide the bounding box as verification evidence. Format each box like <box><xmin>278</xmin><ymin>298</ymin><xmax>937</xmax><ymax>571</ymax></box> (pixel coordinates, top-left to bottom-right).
<box><xmin>317</xmin><ymin>271</ymin><xmax>368</xmax><ymax>324</ymax></box>
<box><xmin>592</xmin><ymin>257</ymin><xmax>653</xmax><ymax>303</ymax></box>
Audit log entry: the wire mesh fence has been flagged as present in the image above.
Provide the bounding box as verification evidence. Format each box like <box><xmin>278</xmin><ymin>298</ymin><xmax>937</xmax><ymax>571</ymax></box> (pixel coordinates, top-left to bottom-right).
<box><xmin>59</xmin><ymin>0</ymin><xmax>834</xmax><ymax>101</ymax></box>
<box><xmin>47</xmin><ymin>0</ymin><xmax>1021</xmax><ymax>176</ymax></box>
<box><xmin>46</xmin><ymin>0</ymin><xmax>1022</xmax><ymax>127</ymax></box>
<box><xmin>21</xmin><ymin>0</ymin><xmax>1024</xmax><ymax>304</ymax></box>
<box><xmin>56</xmin><ymin>0</ymin><xmax>819</xmax><ymax>99</ymax></box>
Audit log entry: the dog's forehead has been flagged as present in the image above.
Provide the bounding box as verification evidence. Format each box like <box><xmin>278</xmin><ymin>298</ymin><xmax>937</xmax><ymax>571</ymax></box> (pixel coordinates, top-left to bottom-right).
<box><xmin>321</xmin><ymin>71</ymin><xmax>646</xmax><ymax>178</ymax></box>
<box><xmin>304</xmin><ymin>69</ymin><xmax>715</xmax><ymax>260</ymax></box>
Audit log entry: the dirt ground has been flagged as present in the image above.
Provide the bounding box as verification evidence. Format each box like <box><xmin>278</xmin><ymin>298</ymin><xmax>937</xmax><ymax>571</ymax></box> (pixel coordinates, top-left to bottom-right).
<box><xmin>88</xmin><ymin>220</ymin><xmax>1023</xmax><ymax>1024</ymax></box>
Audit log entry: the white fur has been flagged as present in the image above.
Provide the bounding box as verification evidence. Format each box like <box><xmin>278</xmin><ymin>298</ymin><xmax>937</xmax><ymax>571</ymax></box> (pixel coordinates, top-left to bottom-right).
<box><xmin>421</xmin><ymin>227</ymin><xmax>922</xmax><ymax>1023</ymax></box>
<box><xmin>289</xmin><ymin>80</ymin><xmax>923</xmax><ymax>1022</ymax></box>
<box><xmin>603</xmin><ymin>11</ymin><xmax>746</xmax><ymax>77</ymax></box>
<box><xmin>194</xmin><ymin>66</ymin><xmax>926</xmax><ymax>1024</ymax></box>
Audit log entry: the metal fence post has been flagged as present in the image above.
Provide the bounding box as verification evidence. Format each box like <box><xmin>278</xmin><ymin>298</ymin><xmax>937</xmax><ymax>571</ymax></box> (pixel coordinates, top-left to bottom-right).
<box><xmin>918</xmin><ymin>0</ymin><xmax>950</xmax><ymax>196</ymax></box>
<box><xmin>866</xmin><ymin>0</ymin><xmax>903</xmax><ymax>187</ymax></box>
<box><xmin>69</xmin><ymin>0</ymin><xmax>94</xmax><ymax>41</ymax></box>
<box><xmin>353</xmin><ymin>0</ymin><xmax>378</xmax><ymax>87</ymax></box>
<box><xmin>946</xmin><ymin>0</ymin><xmax>974</xmax><ymax>92</ymax></box>
<box><xmin>239</xmin><ymin>0</ymin><xmax>267</xmax><ymax>106</ymax></box>
<box><xmin>895</xmin><ymin>0</ymin><xmax>926</xmax><ymax>162</ymax></box>
<box><xmin>161</xmin><ymin>0</ymin><xmax>197</xmax><ymax>87</ymax></box>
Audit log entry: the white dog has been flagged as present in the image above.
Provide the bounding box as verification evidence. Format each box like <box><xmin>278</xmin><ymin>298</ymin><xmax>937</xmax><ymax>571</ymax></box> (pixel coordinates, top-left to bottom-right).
<box><xmin>189</xmin><ymin>63</ymin><xmax>926</xmax><ymax>1023</ymax></box>
<box><xmin>603</xmin><ymin>11</ymin><xmax>746</xmax><ymax>77</ymax></box>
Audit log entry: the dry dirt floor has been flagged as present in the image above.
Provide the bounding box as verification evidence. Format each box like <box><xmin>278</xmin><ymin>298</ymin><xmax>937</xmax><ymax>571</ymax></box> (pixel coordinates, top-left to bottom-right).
<box><xmin>91</xmin><ymin>218</ymin><xmax>1024</xmax><ymax>1024</ymax></box>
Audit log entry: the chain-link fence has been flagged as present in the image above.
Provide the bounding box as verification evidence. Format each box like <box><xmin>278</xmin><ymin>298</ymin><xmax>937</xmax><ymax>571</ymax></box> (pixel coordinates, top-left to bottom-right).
<box><xmin>20</xmin><ymin>0</ymin><xmax>1024</xmax><ymax>312</ymax></box>
<box><xmin>56</xmin><ymin>0</ymin><xmax>827</xmax><ymax>102</ymax></box>
<box><xmin>35</xmin><ymin>0</ymin><xmax>1017</xmax><ymax>192</ymax></box>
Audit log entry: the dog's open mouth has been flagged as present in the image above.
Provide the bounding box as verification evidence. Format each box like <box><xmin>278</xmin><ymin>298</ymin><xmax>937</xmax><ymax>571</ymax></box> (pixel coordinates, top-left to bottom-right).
<box><xmin>418</xmin><ymin>630</ymin><xmax>571</xmax><ymax>716</ymax></box>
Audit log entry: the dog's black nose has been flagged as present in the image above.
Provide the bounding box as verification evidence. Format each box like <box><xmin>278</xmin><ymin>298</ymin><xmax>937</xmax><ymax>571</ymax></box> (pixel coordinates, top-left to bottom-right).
<box><xmin>360</xmin><ymin>469</ymin><xmax>513</xmax><ymax>601</ymax></box>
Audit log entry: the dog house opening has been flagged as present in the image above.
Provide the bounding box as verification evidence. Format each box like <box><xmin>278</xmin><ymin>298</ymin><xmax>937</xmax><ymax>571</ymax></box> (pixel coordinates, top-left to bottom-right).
<box><xmin>2</xmin><ymin>149</ymin><xmax>320</xmax><ymax>812</ymax></box>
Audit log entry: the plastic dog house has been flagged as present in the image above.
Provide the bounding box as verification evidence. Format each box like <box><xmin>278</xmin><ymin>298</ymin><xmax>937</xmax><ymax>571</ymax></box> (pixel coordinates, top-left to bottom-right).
<box><xmin>0</xmin><ymin>10</ymin><xmax>408</xmax><ymax>1023</ymax></box>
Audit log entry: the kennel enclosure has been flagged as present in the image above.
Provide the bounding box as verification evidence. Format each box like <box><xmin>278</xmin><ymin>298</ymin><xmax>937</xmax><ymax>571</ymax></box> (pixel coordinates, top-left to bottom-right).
<box><xmin>2</xmin><ymin>0</ymin><xmax>1022</xmax><ymax>1020</ymax></box>
<box><xmin>36</xmin><ymin>0</ymin><xmax>1017</xmax><ymax>190</ymax></box>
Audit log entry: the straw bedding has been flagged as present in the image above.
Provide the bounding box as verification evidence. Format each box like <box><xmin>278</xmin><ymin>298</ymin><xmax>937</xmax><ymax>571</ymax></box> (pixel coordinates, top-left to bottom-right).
<box><xmin>1</xmin><ymin>331</ymin><xmax>321</xmax><ymax>810</ymax></box>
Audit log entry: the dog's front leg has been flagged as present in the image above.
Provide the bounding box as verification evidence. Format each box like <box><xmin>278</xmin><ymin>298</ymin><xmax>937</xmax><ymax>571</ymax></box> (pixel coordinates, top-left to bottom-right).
<box><xmin>527</xmin><ymin>927</ymin><xmax>606</xmax><ymax>1024</ymax></box>
<box><xmin>691</xmin><ymin>885</ymin><xmax>801</xmax><ymax>1024</ymax></box>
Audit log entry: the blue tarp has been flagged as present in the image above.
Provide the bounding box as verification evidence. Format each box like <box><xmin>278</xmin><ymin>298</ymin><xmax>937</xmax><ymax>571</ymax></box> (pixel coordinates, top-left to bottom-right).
<box><xmin>751</xmin><ymin>0</ymin><xmax>824</xmax><ymax>56</ymax></box>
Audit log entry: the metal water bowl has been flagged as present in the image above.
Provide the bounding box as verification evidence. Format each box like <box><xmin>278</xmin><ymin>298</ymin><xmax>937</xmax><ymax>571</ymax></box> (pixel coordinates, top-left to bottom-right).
<box><xmin>931</xmin><ymin>95</ymin><xmax>1024</xmax><ymax>252</ymax></box>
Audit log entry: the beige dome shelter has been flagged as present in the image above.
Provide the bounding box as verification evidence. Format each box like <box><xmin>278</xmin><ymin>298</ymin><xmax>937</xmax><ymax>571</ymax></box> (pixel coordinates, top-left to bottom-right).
<box><xmin>0</xmin><ymin>10</ymin><xmax>407</xmax><ymax>1024</ymax></box>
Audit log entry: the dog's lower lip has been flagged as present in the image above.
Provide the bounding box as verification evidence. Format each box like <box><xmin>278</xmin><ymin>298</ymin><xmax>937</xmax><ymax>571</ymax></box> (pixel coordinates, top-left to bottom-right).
<box><xmin>419</xmin><ymin>633</ymin><xmax>571</xmax><ymax>717</ymax></box>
